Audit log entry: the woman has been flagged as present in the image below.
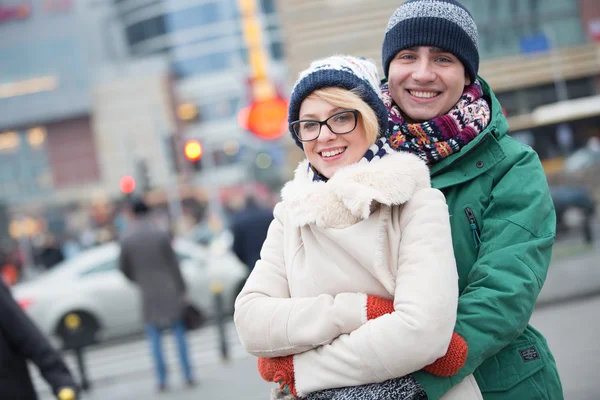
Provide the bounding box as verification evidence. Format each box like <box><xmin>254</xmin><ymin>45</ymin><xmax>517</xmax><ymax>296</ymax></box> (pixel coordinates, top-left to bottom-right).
<box><xmin>234</xmin><ymin>55</ymin><xmax>481</xmax><ymax>399</ymax></box>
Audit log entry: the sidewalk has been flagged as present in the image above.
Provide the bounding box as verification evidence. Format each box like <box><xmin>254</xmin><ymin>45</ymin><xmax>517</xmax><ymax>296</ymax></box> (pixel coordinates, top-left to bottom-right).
<box><xmin>536</xmin><ymin>239</ymin><xmax>600</xmax><ymax>307</ymax></box>
<box><xmin>42</xmin><ymin>356</ymin><xmax>271</xmax><ymax>400</ymax></box>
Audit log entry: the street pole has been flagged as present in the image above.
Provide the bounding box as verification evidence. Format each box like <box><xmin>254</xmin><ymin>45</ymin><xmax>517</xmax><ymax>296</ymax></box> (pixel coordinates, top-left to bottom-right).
<box><xmin>153</xmin><ymin>111</ymin><xmax>184</xmax><ymax>232</ymax></box>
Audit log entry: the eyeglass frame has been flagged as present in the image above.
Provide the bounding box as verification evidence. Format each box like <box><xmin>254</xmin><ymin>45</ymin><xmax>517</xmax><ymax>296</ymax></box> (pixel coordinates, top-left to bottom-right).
<box><xmin>290</xmin><ymin>109</ymin><xmax>360</xmax><ymax>142</ymax></box>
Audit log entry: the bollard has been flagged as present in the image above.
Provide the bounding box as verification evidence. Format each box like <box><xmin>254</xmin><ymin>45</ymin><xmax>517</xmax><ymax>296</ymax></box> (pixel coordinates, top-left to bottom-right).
<box><xmin>74</xmin><ymin>346</ymin><xmax>90</xmax><ymax>391</ymax></box>
<box><xmin>210</xmin><ymin>280</ymin><xmax>230</xmax><ymax>362</ymax></box>
<box><xmin>62</xmin><ymin>313</ymin><xmax>91</xmax><ymax>391</ymax></box>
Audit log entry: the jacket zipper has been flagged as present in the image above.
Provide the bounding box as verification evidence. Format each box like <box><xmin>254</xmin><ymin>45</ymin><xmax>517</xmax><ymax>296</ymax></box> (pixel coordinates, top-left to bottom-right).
<box><xmin>464</xmin><ymin>207</ymin><xmax>482</xmax><ymax>249</ymax></box>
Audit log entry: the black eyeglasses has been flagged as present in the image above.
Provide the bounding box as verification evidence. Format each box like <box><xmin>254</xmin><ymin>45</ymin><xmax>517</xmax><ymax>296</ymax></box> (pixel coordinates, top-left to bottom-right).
<box><xmin>290</xmin><ymin>110</ymin><xmax>359</xmax><ymax>142</ymax></box>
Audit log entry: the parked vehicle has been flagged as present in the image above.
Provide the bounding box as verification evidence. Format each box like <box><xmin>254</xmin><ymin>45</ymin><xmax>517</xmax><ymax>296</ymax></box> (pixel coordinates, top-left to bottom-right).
<box><xmin>550</xmin><ymin>185</ymin><xmax>596</xmax><ymax>244</ymax></box>
<box><xmin>11</xmin><ymin>238</ymin><xmax>247</xmax><ymax>347</ymax></box>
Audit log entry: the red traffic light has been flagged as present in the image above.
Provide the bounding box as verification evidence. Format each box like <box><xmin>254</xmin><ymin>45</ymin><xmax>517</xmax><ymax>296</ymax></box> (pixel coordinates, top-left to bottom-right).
<box><xmin>243</xmin><ymin>96</ymin><xmax>288</xmax><ymax>140</ymax></box>
<box><xmin>120</xmin><ymin>175</ymin><xmax>136</xmax><ymax>194</ymax></box>
<box><xmin>184</xmin><ymin>139</ymin><xmax>203</xmax><ymax>161</ymax></box>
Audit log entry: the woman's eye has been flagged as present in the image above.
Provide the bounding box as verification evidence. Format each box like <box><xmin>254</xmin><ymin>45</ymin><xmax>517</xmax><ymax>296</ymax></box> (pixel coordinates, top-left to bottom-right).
<box><xmin>303</xmin><ymin>122</ymin><xmax>319</xmax><ymax>130</ymax></box>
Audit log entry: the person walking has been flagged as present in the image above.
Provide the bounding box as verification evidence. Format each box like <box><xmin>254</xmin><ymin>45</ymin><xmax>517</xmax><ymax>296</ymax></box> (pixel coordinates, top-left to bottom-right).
<box><xmin>0</xmin><ymin>281</ymin><xmax>79</xmax><ymax>400</ymax></box>
<box><xmin>230</xmin><ymin>196</ymin><xmax>274</xmax><ymax>273</ymax></box>
<box><xmin>119</xmin><ymin>199</ymin><xmax>195</xmax><ymax>392</ymax></box>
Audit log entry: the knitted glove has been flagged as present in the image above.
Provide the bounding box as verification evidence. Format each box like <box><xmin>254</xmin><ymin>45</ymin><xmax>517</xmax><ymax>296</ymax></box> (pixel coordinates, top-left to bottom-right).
<box><xmin>366</xmin><ymin>295</ymin><xmax>395</xmax><ymax>320</ymax></box>
<box><xmin>258</xmin><ymin>356</ymin><xmax>298</xmax><ymax>396</ymax></box>
<box><xmin>424</xmin><ymin>332</ymin><xmax>468</xmax><ymax>376</ymax></box>
<box><xmin>366</xmin><ymin>295</ymin><xmax>467</xmax><ymax>376</ymax></box>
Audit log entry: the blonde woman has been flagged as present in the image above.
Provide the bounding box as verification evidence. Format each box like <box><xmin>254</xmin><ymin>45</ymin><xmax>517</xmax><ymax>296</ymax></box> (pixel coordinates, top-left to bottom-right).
<box><xmin>234</xmin><ymin>56</ymin><xmax>481</xmax><ymax>400</ymax></box>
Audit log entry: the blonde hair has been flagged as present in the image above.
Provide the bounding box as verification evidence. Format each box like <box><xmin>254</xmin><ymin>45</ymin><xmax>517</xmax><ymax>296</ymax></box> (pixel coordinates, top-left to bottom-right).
<box><xmin>306</xmin><ymin>87</ymin><xmax>380</xmax><ymax>145</ymax></box>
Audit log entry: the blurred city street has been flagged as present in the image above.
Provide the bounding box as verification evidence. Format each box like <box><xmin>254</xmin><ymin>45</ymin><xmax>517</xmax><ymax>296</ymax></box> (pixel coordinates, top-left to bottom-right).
<box><xmin>32</xmin><ymin>227</ymin><xmax>600</xmax><ymax>400</ymax></box>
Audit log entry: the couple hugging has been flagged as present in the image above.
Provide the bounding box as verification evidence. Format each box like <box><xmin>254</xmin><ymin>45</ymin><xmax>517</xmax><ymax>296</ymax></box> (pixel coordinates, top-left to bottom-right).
<box><xmin>235</xmin><ymin>1</ymin><xmax>563</xmax><ymax>399</ymax></box>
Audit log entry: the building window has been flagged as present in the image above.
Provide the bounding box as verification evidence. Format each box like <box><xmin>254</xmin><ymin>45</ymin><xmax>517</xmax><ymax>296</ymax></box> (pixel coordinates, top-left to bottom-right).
<box><xmin>125</xmin><ymin>15</ymin><xmax>167</xmax><ymax>46</ymax></box>
<box><xmin>199</xmin><ymin>98</ymin><xmax>241</xmax><ymax>122</ymax></box>
<box><xmin>165</xmin><ymin>2</ymin><xmax>223</xmax><ymax>31</ymax></box>
<box><xmin>460</xmin><ymin>0</ymin><xmax>585</xmax><ymax>60</ymax></box>
<box><xmin>270</xmin><ymin>41</ymin><xmax>284</xmax><ymax>60</ymax></box>
<box><xmin>172</xmin><ymin>52</ymin><xmax>231</xmax><ymax>77</ymax></box>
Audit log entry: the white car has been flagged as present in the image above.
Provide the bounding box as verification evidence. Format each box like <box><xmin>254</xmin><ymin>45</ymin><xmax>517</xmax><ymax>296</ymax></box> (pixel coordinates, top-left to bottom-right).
<box><xmin>11</xmin><ymin>238</ymin><xmax>248</xmax><ymax>347</ymax></box>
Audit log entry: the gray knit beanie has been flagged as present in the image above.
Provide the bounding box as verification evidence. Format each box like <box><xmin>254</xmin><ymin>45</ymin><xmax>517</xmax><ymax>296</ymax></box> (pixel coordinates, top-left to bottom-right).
<box><xmin>288</xmin><ymin>55</ymin><xmax>388</xmax><ymax>149</ymax></box>
<box><xmin>382</xmin><ymin>0</ymin><xmax>479</xmax><ymax>83</ymax></box>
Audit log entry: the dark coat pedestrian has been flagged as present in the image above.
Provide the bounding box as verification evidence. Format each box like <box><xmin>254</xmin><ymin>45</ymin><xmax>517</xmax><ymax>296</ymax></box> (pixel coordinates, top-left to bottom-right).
<box><xmin>231</xmin><ymin>198</ymin><xmax>274</xmax><ymax>272</ymax></box>
<box><xmin>118</xmin><ymin>202</ymin><xmax>186</xmax><ymax>328</ymax></box>
<box><xmin>0</xmin><ymin>281</ymin><xmax>78</xmax><ymax>400</ymax></box>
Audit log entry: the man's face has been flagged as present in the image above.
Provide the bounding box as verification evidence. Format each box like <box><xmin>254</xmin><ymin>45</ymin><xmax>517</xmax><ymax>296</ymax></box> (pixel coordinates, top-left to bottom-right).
<box><xmin>388</xmin><ymin>46</ymin><xmax>471</xmax><ymax>123</ymax></box>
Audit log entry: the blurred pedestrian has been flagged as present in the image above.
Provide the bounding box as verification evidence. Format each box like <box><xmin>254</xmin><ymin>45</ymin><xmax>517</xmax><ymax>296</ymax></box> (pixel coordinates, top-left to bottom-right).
<box><xmin>230</xmin><ymin>195</ymin><xmax>273</xmax><ymax>273</ymax></box>
<box><xmin>37</xmin><ymin>234</ymin><xmax>64</xmax><ymax>270</ymax></box>
<box><xmin>118</xmin><ymin>198</ymin><xmax>195</xmax><ymax>392</ymax></box>
<box><xmin>0</xmin><ymin>281</ymin><xmax>79</xmax><ymax>400</ymax></box>
<box><xmin>370</xmin><ymin>0</ymin><xmax>562</xmax><ymax>399</ymax></box>
<box><xmin>235</xmin><ymin>56</ymin><xmax>480</xmax><ymax>399</ymax></box>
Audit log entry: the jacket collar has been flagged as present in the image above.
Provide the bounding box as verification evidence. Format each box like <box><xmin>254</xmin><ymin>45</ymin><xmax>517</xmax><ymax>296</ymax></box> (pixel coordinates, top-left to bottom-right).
<box><xmin>430</xmin><ymin>76</ymin><xmax>508</xmax><ymax>189</ymax></box>
<box><xmin>281</xmin><ymin>152</ymin><xmax>431</xmax><ymax>228</ymax></box>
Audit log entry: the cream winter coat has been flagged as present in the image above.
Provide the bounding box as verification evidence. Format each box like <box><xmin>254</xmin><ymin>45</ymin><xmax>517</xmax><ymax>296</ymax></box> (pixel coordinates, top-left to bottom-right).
<box><xmin>234</xmin><ymin>152</ymin><xmax>481</xmax><ymax>399</ymax></box>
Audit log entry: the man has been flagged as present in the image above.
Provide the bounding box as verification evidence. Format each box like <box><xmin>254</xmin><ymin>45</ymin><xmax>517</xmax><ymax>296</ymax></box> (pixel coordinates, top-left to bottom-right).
<box><xmin>379</xmin><ymin>1</ymin><xmax>562</xmax><ymax>399</ymax></box>
<box><xmin>0</xmin><ymin>281</ymin><xmax>78</xmax><ymax>400</ymax></box>
<box><xmin>119</xmin><ymin>199</ymin><xmax>194</xmax><ymax>392</ymax></box>
<box><xmin>230</xmin><ymin>196</ymin><xmax>274</xmax><ymax>273</ymax></box>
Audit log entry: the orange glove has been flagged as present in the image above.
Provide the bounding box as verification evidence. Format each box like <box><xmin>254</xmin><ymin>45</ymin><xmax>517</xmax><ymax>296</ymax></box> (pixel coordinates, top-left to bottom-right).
<box><xmin>366</xmin><ymin>295</ymin><xmax>395</xmax><ymax>319</ymax></box>
<box><xmin>258</xmin><ymin>356</ymin><xmax>297</xmax><ymax>396</ymax></box>
<box><xmin>424</xmin><ymin>332</ymin><xmax>468</xmax><ymax>376</ymax></box>
<box><xmin>366</xmin><ymin>295</ymin><xmax>468</xmax><ymax>376</ymax></box>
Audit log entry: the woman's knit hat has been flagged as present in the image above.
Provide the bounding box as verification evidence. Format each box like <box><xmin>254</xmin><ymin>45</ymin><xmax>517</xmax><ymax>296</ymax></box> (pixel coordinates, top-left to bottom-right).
<box><xmin>287</xmin><ymin>55</ymin><xmax>388</xmax><ymax>149</ymax></box>
<box><xmin>382</xmin><ymin>0</ymin><xmax>479</xmax><ymax>83</ymax></box>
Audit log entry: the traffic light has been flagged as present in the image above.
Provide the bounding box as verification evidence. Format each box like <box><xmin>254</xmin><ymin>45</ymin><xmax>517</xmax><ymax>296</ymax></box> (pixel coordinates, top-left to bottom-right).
<box><xmin>184</xmin><ymin>139</ymin><xmax>203</xmax><ymax>171</ymax></box>
<box><xmin>119</xmin><ymin>175</ymin><xmax>136</xmax><ymax>194</ymax></box>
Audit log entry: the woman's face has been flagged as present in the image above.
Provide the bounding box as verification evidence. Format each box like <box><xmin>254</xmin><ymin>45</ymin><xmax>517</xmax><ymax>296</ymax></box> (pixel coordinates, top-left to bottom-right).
<box><xmin>299</xmin><ymin>96</ymin><xmax>371</xmax><ymax>179</ymax></box>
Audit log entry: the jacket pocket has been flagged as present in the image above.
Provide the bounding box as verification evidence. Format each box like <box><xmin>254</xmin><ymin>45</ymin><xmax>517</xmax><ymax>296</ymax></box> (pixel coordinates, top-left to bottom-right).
<box><xmin>474</xmin><ymin>338</ymin><xmax>546</xmax><ymax>392</ymax></box>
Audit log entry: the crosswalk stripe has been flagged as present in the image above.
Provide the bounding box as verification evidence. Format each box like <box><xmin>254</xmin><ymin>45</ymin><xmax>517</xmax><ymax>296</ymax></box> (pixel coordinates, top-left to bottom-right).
<box><xmin>31</xmin><ymin>322</ymin><xmax>248</xmax><ymax>394</ymax></box>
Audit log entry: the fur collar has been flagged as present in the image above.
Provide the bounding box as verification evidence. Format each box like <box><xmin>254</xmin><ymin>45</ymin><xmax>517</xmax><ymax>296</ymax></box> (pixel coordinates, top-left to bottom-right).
<box><xmin>281</xmin><ymin>151</ymin><xmax>430</xmax><ymax>228</ymax></box>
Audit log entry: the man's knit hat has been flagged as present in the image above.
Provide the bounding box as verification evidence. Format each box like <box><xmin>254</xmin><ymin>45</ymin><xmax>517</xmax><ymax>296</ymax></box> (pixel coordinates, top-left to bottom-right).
<box><xmin>288</xmin><ymin>55</ymin><xmax>388</xmax><ymax>149</ymax></box>
<box><xmin>382</xmin><ymin>0</ymin><xmax>479</xmax><ymax>83</ymax></box>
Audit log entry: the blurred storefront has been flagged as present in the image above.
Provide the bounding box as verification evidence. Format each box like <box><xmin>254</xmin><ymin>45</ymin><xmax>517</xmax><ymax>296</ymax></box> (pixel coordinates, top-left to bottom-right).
<box><xmin>111</xmin><ymin>0</ymin><xmax>289</xmax><ymax>190</ymax></box>
<box><xmin>0</xmin><ymin>1</ymin><xmax>103</xmax><ymax>208</ymax></box>
<box><xmin>275</xmin><ymin>0</ymin><xmax>600</xmax><ymax>171</ymax></box>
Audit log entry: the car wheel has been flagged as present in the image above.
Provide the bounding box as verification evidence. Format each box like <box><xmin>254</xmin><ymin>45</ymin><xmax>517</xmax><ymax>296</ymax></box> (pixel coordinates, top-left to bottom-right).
<box><xmin>55</xmin><ymin>311</ymin><xmax>100</xmax><ymax>349</ymax></box>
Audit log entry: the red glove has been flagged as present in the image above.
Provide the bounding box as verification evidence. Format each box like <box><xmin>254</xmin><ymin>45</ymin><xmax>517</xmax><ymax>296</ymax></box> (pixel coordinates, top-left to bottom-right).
<box><xmin>424</xmin><ymin>332</ymin><xmax>468</xmax><ymax>376</ymax></box>
<box><xmin>258</xmin><ymin>356</ymin><xmax>297</xmax><ymax>396</ymax></box>
<box><xmin>366</xmin><ymin>295</ymin><xmax>468</xmax><ymax>376</ymax></box>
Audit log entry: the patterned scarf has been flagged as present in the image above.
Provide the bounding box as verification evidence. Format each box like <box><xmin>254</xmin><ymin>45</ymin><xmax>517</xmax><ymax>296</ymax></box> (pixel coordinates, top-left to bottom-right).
<box><xmin>308</xmin><ymin>137</ymin><xmax>395</xmax><ymax>182</ymax></box>
<box><xmin>381</xmin><ymin>80</ymin><xmax>491</xmax><ymax>166</ymax></box>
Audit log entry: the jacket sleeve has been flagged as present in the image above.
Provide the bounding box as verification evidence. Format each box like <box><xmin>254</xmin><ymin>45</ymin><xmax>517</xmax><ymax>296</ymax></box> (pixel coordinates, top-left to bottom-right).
<box><xmin>413</xmin><ymin>149</ymin><xmax>556</xmax><ymax>399</ymax></box>
<box><xmin>291</xmin><ymin>188</ymin><xmax>459</xmax><ymax>397</ymax></box>
<box><xmin>0</xmin><ymin>282</ymin><xmax>78</xmax><ymax>396</ymax></box>
<box><xmin>118</xmin><ymin>242</ymin><xmax>134</xmax><ymax>282</ymax></box>
<box><xmin>162</xmin><ymin>233</ymin><xmax>186</xmax><ymax>294</ymax></box>
<box><xmin>234</xmin><ymin>203</ymin><xmax>369</xmax><ymax>358</ymax></box>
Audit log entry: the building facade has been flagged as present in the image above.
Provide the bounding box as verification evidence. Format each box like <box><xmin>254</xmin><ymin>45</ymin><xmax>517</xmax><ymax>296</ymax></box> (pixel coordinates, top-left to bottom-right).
<box><xmin>0</xmin><ymin>0</ymin><xmax>116</xmax><ymax>208</ymax></box>
<box><xmin>275</xmin><ymin>0</ymin><xmax>600</xmax><ymax>166</ymax></box>
<box><xmin>112</xmin><ymin>0</ymin><xmax>288</xmax><ymax>190</ymax></box>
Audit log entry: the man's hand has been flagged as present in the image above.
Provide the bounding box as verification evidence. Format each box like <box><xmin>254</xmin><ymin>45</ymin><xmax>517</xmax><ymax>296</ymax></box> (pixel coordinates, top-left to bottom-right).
<box><xmin>366</xmin><ymin>295</ymin><xmax>467</xmax><ymax>376</ymax></box>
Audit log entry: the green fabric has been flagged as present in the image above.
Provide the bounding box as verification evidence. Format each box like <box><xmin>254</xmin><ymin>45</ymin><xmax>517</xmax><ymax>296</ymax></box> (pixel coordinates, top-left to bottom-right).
<box><xmin>412</xmin><ymin>77</ymin><xmax>563</xmax><ymax>400</ymax></box>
